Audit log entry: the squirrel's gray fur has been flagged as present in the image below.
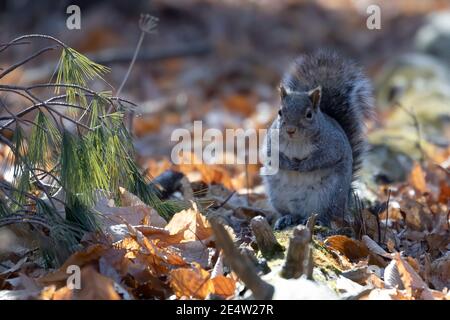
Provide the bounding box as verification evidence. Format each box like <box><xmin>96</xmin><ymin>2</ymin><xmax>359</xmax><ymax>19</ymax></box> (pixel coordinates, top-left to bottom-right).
<box><xmin>262</xmin><ymin>50</ymin><xmax>373</xmax><ymax>228</ymax></box>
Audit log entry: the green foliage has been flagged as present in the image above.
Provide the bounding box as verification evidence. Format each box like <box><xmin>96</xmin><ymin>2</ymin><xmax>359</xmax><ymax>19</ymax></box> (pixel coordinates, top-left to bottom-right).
<box><xmin>14</xmin><ymin>168</ymin><xmax>31</xmax><ymax>209</ymax></box>
<box><xmin>35</xmin><ymin>199</ymin><xmax>85</xmax><ymax>265</ymax></box>
<box><xmin>0</xmin><ymin>197</ymin><xmax>10</xmax><ymax>218</ymax></box>
<box><xmin>12</xmin><ymin>125</ymin><xmax>27</xmax><ymax>177</ymax></box>
<box><xmin>10</xmin><ymin>126</ymin><xmax>31</xmax><ymax>209</ymax></box>
<box><xmin>55</xmin><ymin>47</ymin><xmax>110</xmax><ymax>110</ymax></box>
<box><xmin>0</xmin><ymin>36</ymin><xmax>170</xmax><ymax>267</ymax></box>
<box><xmin>28</xmin><ymin>111</ymin><xmax>61</xmax><ymax>168</ymax></box>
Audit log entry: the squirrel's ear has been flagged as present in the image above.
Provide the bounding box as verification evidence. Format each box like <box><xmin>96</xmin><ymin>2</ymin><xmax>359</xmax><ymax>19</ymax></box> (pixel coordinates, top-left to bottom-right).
<box><xmin>279</xmin><ymin>85</ymin><xmax>288</xmax><ymax>99</ymax></box>
<box><xmin>308</xmin><ymin>86</ymin><xmax>322</xmax><ymax>110</ymax></box>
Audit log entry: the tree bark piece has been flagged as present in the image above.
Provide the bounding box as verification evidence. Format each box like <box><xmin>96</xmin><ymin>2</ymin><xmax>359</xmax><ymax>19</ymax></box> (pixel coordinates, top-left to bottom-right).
<box><xmin>210</xmin><ymin>219</ymin><xmax>274</xmax><ymax>300</ymax></box>
<box><xmin>250</xmin><ymin>215</ymin><xmax>284</xmax><ymax>259</ymax></box>
<box><xmin>305</xmin><ymin>213</ymin><xmax>317</xmax><ymax>279</ymax></box>
<box><xmin>240</xmin><ymin>246</ymin><xmax>271</xmax><ymax>274</ymax></box>
<box><xmin>281</xmin><ymin>225</ymin><xmax>313</xmax><ymax>279</ymax></box>
<box><xmin>306</xmin><ymin>213</ymin><xmax>318</xmax><ymax>239</ymax></box>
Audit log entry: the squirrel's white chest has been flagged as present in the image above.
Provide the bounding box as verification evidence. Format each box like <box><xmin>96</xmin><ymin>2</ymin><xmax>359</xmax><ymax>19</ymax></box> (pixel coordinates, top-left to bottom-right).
<box><xmin>261</xmin><ymin>123</ymin><xmax>342</xmax><ymax>218</ymax></box>
<box><xmin>279</xmin><ymin>139</ymin><xmax>315</xmax><ymax>160</ymax></box>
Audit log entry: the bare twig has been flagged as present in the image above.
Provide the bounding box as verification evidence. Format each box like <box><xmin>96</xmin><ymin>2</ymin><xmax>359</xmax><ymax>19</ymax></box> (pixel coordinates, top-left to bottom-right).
<box><xmin>31</xmin><ymin>167</ymin><xmax>63</xmax><ymax>189</ymax></box>
<box><xmin>0</xmin><ymin>41</ymin><xmax>31</xmax><ymax>51</ymax></box>
<box><xmin>0</xmin><ymin>214</ymin><xmax>51</xmax><ymax>229</ymax></box>
<box><xmin>0</xmin><ymin>99</ymin><xmax>49</xmax><ymax>131</ymax></box>
<box><xmin>383</xmin><ymin>189</ymin><xmax>391</xmax><ymax>244</ymax></box>
<box><xmin>210</xmin><ymin>219</ymin><xmax>274</xmax><ymax>300</ymax></box>
<box><xmin>0</xmin><ymin>136</ymin><xmax>58</xmax><ymax>210</ymax></box>
<box><xmin>0</xmin><ymin>83</ymin><xmax>136</xmax><ymax>107</ymax></box>
<box><xmin>375</xmin><ymin>210</ymin><xmax>381</xmax><ymax>243</ymax></box>
<box><xmin>306</xmin><ymin>213</ymin><xmax>318</xmax><ymax>238</ymax></box>
<box><xmin>116</xmin><ymin>34</ymin><xmax>144</xmax><ymax>99</ymax></box>
<box><xmin>0</xmin><ymin>134</ymin><xmax>14</xmax><ymax>149</ymax></box>
<box><xmin>0</xmin><ymin>100</ymin><xmax>85</xmax><ymax>129</ymax></box>
<box><xmin>0</xmin><ymin>46</ymin><xmax>57</xmax><ymax>79</ymax></box>
<box><xmin>113</xmin><ymin>14</ymin><xmax>159</xmax><ymax>129</ymax></box>
<box><xmin>245</xmin><ymin>161</ymin><xmax>250</xmax><ymax>206</ymax></box>
<box><xmin>213</xmin><ymin>191</ymin><xmax>236</xmax><ymax>209</ymax></box>
<box><xmin>0</xmin><ymin>87</ymin><xmax>36</xmax><ymax>104</ymax></box>
<box><xmin>397</xmin><ymin>103</ymin><xmax>425</xmax><ymax>163</ymax></box>
<box><xmin>0</xmin><ymin>34</ymin><xmax>67</xmax><ymax>53</ymax></box>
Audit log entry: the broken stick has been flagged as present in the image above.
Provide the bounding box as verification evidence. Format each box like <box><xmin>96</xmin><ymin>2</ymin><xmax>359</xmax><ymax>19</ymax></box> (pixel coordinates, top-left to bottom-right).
<box><xmin>210</xmin><ymin>219</ymin><xmax>274</xmax><ymax>300</ymax></box>
<box><xmin>250</xmin><ymin>215</ymin><xmax>284</xmax><ymax>259</ymax></box>
<box><xmin>280</xmin><ymin>225</ymin><xmax>313</xmax><ymax>279</ymax></box>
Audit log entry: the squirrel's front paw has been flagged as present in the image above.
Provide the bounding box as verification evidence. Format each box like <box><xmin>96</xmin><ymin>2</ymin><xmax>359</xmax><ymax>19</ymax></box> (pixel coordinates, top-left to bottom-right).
<box><xmin>274</xmin><ymin>215</ymin><xmax>292</xmax><ymax>230</ymax></box>
<box><xmin>273</xmin><ymin>215</ymin><xmax>305</xmax><ymax>230</ymax></box>
<box><xmin>278</xmin><ymin>152</ymin><xmax>301</xmax><ymax>171</ymax></box>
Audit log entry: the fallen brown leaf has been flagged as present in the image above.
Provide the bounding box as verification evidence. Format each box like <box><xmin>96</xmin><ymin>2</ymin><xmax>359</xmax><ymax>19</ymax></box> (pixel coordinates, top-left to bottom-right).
<box><xmin>429</xmin><ymin>253</ymin><xmax>450</xmax><ymax>291</ymax></box>
<box><xmin>74</xmin><ymin>266</ymin><xmax>121</xmax><ymax>300</ymax></box>
<box><xmin>172</xmin><ymin>241</ymin><xmax>214</xmax><ymax>269</ymax></box>
<box><xmin>409</xmin><ymin>163</ymin><xmax>427</xmax><ymax>194</ymax></box>
<box><xmin>394</xmin><ymin>253</ymin><xmax>434</xmax><ymax>300</ymax></box>
<box><xmin>324</xmin><ymin>235</ymin><xmax>369</xmax><ymax>261</ymax></box>
<box><xmin>38</xmin><ymin>244</ymin><xmax>107</xmax><ymax>284</ymax></box>
<box><xmin>119</xmin><ymin>187</ymin><xmax>167</xmax><ymax>228</ymax></box>
<box><xmin>438</xmin><ymin>180</ymin><xmax>450</xmax><ymax>204</ymax></box>
<box><xmin>41</xmin><ymin>266</ymin><xmax>122</xmax><ymax>300</ymax></box>
<box><xmin>169</xmin><ymin>263</ymin><xmax>214</xmax><ymax>299</ymax></box>
<box><xmin>39</xmin><ymin>285</ymin><xmax>73</xmax><ymax>300</ymax></box>
<box><xmin>137</xmin><ymin>225</ymin><xmax>185</xmax><ymax>245</ymax></box>
<box><xmin>165</xmin><ymin>203</ymin><xmax>213</xmax><ymax>242</ymax></box>
<box><xmin>211</xmin><ymin>275</ymin><xmax>236</xmax><ymax>298</ymax></box>
<box><xmin>125</xmin><ymin>224</ymin><xmax>186</xmax><ymax>274</ymax></box>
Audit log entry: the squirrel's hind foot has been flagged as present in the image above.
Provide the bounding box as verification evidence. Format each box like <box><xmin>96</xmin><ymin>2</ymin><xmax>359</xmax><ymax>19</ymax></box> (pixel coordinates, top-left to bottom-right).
<box><xmin>273</xmin><ymin>214</ymin><xmax>331</xmax><ymax>230</ymax></box>
<box><xmin>273</xmin><ymin>214</ymin><xmax>306</xmax><ymax>230</ymax></box>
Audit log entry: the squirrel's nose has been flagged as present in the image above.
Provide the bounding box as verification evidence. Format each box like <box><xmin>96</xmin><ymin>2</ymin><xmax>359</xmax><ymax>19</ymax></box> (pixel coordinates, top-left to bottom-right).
<box><xmin>286</xmin><ymin>126</ymin><xmax>297</xmax><ymax>135</ymax></box>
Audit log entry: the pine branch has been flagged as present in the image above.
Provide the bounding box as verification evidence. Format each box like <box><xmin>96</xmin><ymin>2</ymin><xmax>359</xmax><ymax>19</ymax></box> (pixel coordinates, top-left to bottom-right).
<box><xmin>0</xmin><ymin>34</ymin><xmax>170</xmax><ymax>267</ymax></box>
<box><xmin>0</xmin><ymin>45</ymin><xmax>57</xmax><ymax>79</ymax></box>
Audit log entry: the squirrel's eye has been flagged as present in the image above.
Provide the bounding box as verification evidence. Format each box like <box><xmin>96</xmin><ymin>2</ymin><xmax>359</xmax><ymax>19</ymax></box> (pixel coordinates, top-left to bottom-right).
<box><xmin>278</xmin><ymin>109</ymin><xmax>282</xmax><ymax>117</ymax></box>
<box><xmin>305</xmin><ymin>109</ymin><xmax>313</xmax><ymax>120</ymax></box>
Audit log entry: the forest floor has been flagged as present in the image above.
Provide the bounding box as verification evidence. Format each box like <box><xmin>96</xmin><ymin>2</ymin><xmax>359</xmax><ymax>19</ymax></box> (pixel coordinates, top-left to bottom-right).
<box><xmin>0</xmin><ymin>0</ymin><xmax>449</xmax><ymax>300</ymax></box>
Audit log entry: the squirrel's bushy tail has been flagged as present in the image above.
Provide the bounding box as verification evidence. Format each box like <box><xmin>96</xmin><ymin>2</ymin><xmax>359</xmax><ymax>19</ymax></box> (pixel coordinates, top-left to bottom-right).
<box><xmin>282</xmin><ymin>50</ymin><xmax>374</xmax><ymax>178</ymax></box>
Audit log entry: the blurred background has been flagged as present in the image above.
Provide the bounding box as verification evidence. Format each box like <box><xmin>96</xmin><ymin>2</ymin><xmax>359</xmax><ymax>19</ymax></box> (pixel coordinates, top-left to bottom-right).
<box><xmin>1</xmin><ymin>0</ymin><xmax>450</xmax><ymax>191</ymax></box>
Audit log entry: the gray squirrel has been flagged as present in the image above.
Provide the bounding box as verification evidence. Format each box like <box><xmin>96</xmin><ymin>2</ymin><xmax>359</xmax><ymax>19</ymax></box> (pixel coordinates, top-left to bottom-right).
<box><xmin>262</xmin><ymin>50</ymin><xmax>374</xmax><ymax>229</ymax></box>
